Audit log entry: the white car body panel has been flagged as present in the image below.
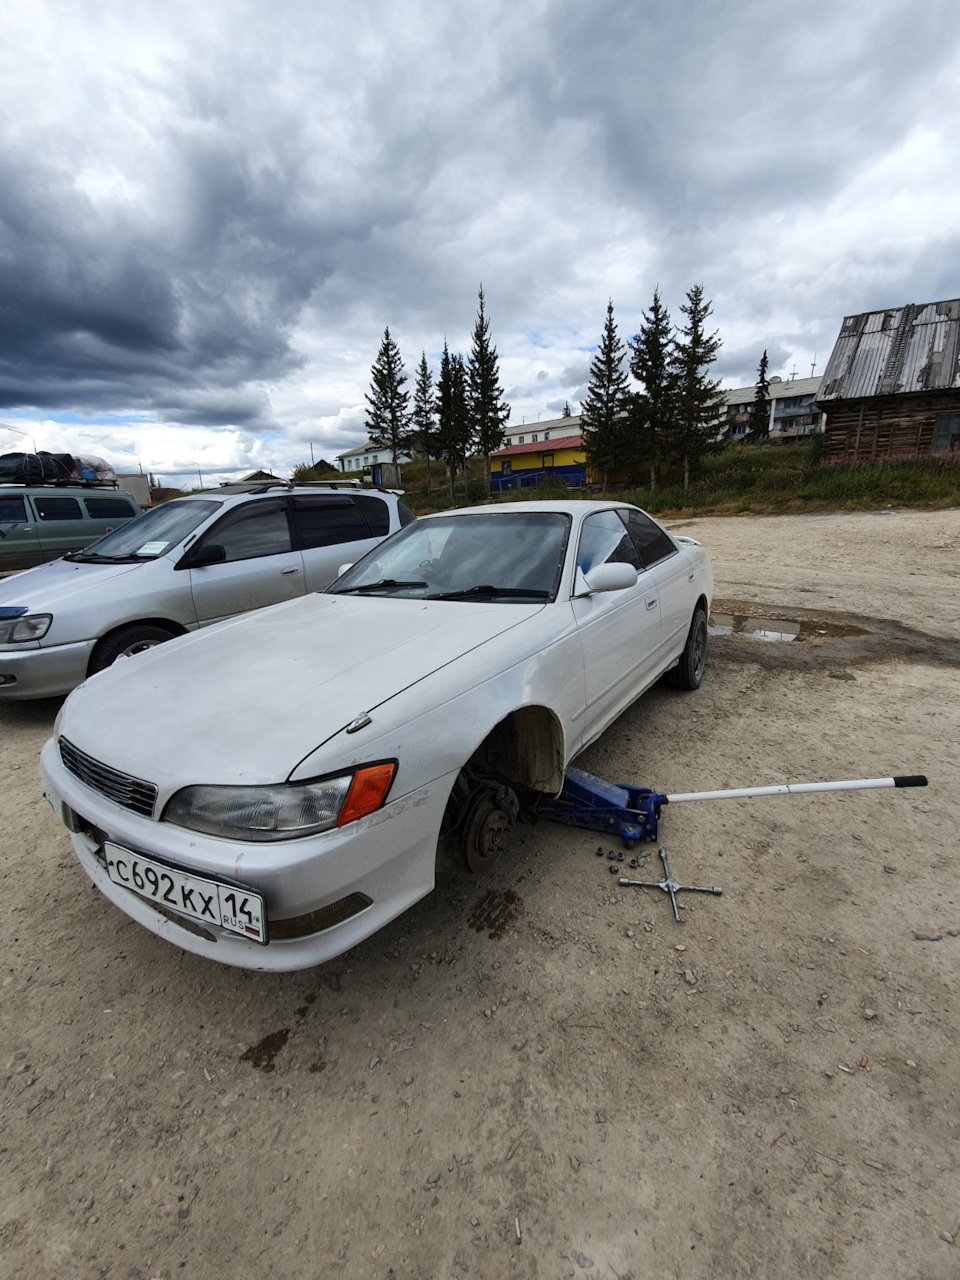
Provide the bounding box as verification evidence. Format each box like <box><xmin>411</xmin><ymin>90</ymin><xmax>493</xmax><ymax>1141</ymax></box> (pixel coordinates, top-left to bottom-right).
<box><xmin>39</xmin><ymin>500</ymin><xmax>713</xmax><ymax>971</ymax></box>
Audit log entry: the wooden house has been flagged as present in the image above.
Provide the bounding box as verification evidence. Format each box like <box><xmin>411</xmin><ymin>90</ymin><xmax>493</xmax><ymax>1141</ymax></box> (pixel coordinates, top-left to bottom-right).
<box><xmin>817</xmin><ymin>300</ymin><xmax>960</xmax><ymax>460</ymax></box>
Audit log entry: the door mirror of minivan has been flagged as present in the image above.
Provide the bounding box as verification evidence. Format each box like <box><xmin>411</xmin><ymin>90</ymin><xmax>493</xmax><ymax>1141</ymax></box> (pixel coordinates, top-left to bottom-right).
<box><xmin>190</xmin><ymin>543</ymin><xmax>227</xmax><ymax>568</ymax></box>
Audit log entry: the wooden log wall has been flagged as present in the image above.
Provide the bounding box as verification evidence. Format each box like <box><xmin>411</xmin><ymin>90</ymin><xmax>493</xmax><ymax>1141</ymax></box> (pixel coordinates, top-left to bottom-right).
<box><xmin>821</xmin><ymin>392</ymin><xmax>960</xmax><ymax>460</ymax></box>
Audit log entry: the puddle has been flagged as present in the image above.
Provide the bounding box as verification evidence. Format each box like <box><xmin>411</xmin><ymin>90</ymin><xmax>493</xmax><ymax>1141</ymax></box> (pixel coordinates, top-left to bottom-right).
<box><xmin>708</xmin><ymin>612</ymin><xmax>866</xmax><ymax>643</ymax></box>
<box><xmin>468</xmin><ymin>888</ymin><xmax>522</xmax><ymax>939</ymax></box>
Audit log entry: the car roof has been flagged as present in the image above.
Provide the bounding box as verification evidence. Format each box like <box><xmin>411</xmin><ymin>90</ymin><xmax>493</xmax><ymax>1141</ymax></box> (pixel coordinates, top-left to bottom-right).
<box><xmin>420</xmin><ymin>500</ymin><xmax>640</xmax><ymax>519</ymax></box>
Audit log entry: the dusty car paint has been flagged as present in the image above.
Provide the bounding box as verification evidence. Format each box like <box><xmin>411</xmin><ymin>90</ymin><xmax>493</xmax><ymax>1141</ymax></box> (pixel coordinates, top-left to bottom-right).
<box><xmin>40</xmin><ymin>500</ymin><xmax>712</xmax><ymax>971</ymax></box>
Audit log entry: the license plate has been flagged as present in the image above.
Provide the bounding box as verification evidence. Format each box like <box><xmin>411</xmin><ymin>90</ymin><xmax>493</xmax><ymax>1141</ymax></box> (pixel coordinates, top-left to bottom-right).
<box><xmin>103</xmin><ymin>842</ymin><xmax>268</xmax><ymax>944</ymax></box>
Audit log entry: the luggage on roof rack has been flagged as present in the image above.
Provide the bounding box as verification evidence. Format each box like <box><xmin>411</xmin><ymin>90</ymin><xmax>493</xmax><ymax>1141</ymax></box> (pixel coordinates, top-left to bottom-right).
<box><xmin>0</xmin><ymin>451</ymin><xmax>118</xmax><ymax>487</ymax></box>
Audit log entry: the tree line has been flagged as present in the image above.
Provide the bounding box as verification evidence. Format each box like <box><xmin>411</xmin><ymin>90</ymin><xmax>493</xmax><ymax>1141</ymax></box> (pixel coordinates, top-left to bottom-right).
<box><xmin>582</xmin><ymin>285</ymin><xmax>728</xmax><ymax>491</ymax></box>
<box><xmin>364</xmin><ymin>287</ymin><xmax>510</xmax><ymax>494</ymax></box>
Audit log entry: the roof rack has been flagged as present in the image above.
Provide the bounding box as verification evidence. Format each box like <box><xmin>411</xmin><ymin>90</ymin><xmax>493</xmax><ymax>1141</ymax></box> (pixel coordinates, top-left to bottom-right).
<box><xmin>200</xmin><ymin>480</ymin><xmax>401</xmax><ymax>497</ymax></box>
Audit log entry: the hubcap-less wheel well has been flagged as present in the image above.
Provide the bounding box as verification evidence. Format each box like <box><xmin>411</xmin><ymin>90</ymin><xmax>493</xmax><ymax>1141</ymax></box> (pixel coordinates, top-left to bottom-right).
<box><xmin>438</xmin><ymin>706</ymin><xmax>565</xmax><ymax>874</ymax></box>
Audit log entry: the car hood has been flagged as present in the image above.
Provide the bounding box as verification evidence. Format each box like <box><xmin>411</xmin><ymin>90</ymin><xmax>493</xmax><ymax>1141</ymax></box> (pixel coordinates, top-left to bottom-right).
<box><xmin>0</xmin><ymin>556</ymin><xmax>149</xmax><ymax>607</ymax></box>
<box><xmin>58</xmin><ymin>592</ymin><xmax>544</xmax><ymax>791</ymax></box>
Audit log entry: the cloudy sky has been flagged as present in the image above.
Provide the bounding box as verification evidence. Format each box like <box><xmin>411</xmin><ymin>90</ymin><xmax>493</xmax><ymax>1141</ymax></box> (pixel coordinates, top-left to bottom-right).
<box><xmin>2</xmin><ymin>0</ymin><xmax>958</xmax><ymax>485</ymax></box>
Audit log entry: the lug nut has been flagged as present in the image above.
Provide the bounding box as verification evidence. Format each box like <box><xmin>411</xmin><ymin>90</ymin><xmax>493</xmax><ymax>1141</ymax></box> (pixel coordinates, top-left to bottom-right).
<box><xmin>596</xmin><ymin>846</ymin><xmax>605</xmax><ymax>857</ymax></box>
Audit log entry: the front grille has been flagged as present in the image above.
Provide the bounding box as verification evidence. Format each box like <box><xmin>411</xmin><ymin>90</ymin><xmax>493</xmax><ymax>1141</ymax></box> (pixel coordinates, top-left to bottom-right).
<box><xmin>59</xmin><ymin>737</ymin><xmax>158</xmax><ymax>818</ymax></box>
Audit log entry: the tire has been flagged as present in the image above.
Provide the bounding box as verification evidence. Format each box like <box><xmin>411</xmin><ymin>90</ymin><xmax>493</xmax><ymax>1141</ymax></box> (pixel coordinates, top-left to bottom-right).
<box><xmin>666</xmin><ymin>605</ymin><xmax>707</xmax><ymax>690</ymax></box>
<box><xmin>89</xmin><ymin>624</ymin><xmax>176</xmax><ymax>675</ymax></box>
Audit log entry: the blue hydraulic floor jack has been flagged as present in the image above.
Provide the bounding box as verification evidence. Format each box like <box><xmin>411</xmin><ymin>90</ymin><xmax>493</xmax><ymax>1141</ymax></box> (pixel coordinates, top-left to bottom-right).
<box><xmin>536</xmin><ymin>766</ymin><xmax>928</xmax><ymax>922</ymax></box>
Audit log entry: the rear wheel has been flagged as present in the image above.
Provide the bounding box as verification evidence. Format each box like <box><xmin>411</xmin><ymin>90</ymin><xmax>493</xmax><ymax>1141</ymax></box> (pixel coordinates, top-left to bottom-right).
<box><xmin>666</xmin><ymin>605</ymin><xmax>707</xmax><ymax>690</ymax></box>
<box><xmin>89</xmin><ymin>624</ymin><xmax>176</xmax><ymax>675</ymax></box>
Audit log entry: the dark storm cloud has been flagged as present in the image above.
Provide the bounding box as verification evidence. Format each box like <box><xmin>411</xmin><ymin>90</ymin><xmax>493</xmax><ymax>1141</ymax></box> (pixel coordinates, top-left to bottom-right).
<box><xmin>1</xmin><ymin>0</ymin><xmax>959</xmax><ymax>453</ymax></box>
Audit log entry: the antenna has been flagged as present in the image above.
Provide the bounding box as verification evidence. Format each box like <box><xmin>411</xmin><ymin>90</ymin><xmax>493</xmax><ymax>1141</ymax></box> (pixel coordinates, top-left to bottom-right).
<box><xmin>810</xmin><ymin>353</ymin><xmax>818</xmax><ymax>378</ymax></box>
<box><xmin>789</xmin><ymin>365</ymin><xmax>798</xmax><ymax>380</ymax></box>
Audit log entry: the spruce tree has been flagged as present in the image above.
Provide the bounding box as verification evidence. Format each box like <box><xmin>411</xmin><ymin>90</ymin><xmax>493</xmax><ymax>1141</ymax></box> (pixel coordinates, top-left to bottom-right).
<box><xmin>581</xmin><ymin>299</ymin><xmax>631</xmax><ymax>491</ymax></box>
<box><xmin>411</xmin><ymin>351</ymin><xmax>438</xmax><ymax>492</ymax></box>
<box><xmin>467</xmin><ymin>286</ymin><xmax>510</xmax><ymax>483</ymax></box>
<box><xmin>748</xmin><ymin>349</ymin><xmax>770</xmax><ymax>442</ymax></box>
<box><xmin>436</xmin><ymin>342</ymin><xmax>472</xmax><ymax>496</ymax></box>
<box><xmin>365</xmin><ymin>327</ymin><xmax>413</xmax><ymax>466</ymax></box>
<box><xmin>629</xmin><ymin>287</ymin><xmax>676</xmax><ymax>493</ymax></box>
<box><xmin>670</xmin><ymin>285</ymin><xmax>725</xmax><ymax>489</ymax></box>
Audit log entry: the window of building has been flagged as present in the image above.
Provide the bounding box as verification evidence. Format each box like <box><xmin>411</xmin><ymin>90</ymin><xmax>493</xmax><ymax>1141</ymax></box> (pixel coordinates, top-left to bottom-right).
<box><xmin>518</xmin><ymin>435</ymin><xmax>524</xmax><ymax>444</ymax></box>
<box><xmin>531</xmin><ymin>434</ymin><xmax>538</xmax><ymax>442</ymax></box>
<box><xmin>502</xmin><ymin>461</ymin><xmax>512</xmax><ymax>474</ymax></box>
<box><xmin>544</xmin><ymin>431</ymin><xmax>550</xmax><ymax>440</ymax></box>
<box><xmin>935</xmin><ymin>416</ymin><xmax>960</xmax><ymax>453</ymax></box>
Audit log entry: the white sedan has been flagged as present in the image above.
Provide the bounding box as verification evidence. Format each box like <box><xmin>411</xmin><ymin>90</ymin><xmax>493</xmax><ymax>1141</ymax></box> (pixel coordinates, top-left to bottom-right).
<box><xmin>40</xmin><ymin>501</ymin><xmax>713</xmax><ymax>971</ymax></box>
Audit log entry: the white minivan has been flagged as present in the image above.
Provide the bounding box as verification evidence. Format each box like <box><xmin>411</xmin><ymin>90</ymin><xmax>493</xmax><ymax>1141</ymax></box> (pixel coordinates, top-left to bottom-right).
<box><xmin>0</xmin><ymin>482</ymin><xmax>415</xmax><ymax>699</ymax></box>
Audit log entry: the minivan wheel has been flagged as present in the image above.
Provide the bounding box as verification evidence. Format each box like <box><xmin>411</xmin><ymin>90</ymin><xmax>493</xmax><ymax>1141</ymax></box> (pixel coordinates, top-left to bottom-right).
<box><xmin>89</xmin><ymin>624</ymin><xmax>176</xmax><ymax>675</ymax></box>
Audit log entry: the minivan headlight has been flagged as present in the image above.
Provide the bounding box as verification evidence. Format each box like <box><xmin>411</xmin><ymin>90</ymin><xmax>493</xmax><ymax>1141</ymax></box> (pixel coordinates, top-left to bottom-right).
<box><xmin>161</xmin><ymin>762</ymin><xmax>397</xmax><ymax>842</ymax></box>
<box><xmin>0</xmin><ymin>613</ymin><xmax>52</xmax><ymax>643</ymax></box>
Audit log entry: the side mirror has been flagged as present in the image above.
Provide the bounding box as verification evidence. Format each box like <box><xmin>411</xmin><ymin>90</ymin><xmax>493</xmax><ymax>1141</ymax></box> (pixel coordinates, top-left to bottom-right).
<box><xmin>337</xmin><ymin>563</ymin><xmax>354</xmax><ymax>577</ymax></box>
<box><xmin>581</xmin><ymin>562</ymin><xmax>638</xmax><ymax>594</ymax></box>
<box><xmin>190</xmin><ymin>543</ymin><xmax>227</xmax><ymax>568</ymax></box>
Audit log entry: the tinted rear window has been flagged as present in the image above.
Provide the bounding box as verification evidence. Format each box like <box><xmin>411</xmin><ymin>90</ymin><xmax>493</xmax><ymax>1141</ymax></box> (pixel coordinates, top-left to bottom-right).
<box><xmin>291</xmin><ymin>497</ymin><xmax>370</xmax><ymax>548</ymax></box>
<box><xmin>84</xmin><ymin>497</ymin><xmax>138</xmax><ymax>519</ymax></box>
<box><xmin>34</xmin><ymin>495</ymin><xmax>83</xmax><ymax>521</ymax></box>
<box><xmin>620</xmin><ymin>509</ymin><xmax>677</xmax><ymax>567</ymax></box>
<box><xmin>398</xmin><ymin>501</ymin><xmax>416</xmax><ymax>527</ymax></box>
<box><xmin>353</xmin><ymin>494</ymin><xmax>390</xmax><ymax>536</ymax></box>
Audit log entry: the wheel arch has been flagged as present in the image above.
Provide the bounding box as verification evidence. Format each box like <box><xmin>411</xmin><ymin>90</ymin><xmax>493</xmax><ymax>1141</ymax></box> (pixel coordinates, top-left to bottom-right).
<box><xmin>460</xmin><ymin>703</ymin><xmax>566</xmax><ymax>797</ymax></box>
<box><xmin>87</xmin><ymin>618</ymin><xmax>188</xmax><ymax>671</ymax></box>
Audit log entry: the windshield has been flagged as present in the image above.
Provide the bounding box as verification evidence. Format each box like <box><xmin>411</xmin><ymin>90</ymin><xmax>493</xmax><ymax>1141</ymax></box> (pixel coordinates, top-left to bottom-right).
<box><xmin>67</xmin><ymin>499</ymin><xmax>223</xmax><ymax>561</ymax></box>
<box><xmin>330</xmin><ymin>510</ymin><xmax>571</xmax><ymax>601</ymax></box>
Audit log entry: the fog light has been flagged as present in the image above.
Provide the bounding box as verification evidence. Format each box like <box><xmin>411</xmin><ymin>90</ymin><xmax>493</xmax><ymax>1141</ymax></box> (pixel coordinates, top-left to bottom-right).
<box><xmin>270</xmin><ymin>893</ymin><xmax>373</xmax><ymax>939</ymax></box>
<box><xmin>0</xmin><ymin>675</ymin><xmax>15</xmax><ymax>686</ymax></box>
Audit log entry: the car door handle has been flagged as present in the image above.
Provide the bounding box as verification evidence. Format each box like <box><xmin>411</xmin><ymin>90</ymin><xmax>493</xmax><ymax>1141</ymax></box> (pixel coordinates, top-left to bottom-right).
<box><xmin>281</xmin><ymin>566</ymin><xmax>301</xmax><ymax>576</ymax></box>
<box><xmin>688</xmin><ymin>571</ymin><xmax>695</xmax><ymax>582</ymax></box>
<box><xmin>645</xmin><ymin>596</ymin><xmax>658</xmax><ymax>610</ymax></box>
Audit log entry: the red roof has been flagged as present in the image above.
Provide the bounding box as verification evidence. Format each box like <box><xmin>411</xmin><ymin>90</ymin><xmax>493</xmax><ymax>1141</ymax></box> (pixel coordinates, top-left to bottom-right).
<box><xmin>491</xmin><ymin>432</ymin><xmax>584</xmax><ymax>457</ymax></box>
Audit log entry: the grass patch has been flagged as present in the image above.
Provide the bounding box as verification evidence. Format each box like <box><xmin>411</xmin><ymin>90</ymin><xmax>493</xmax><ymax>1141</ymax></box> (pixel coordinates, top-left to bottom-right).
<box><xmin>398</xmin><ymin>443</ymin><xmax>960</xmax><ymax>517</ymax></box>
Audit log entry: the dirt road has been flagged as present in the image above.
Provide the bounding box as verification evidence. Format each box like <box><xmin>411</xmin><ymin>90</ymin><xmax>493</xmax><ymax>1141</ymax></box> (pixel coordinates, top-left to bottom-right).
<box><xmin>2</xmin><ymin>509</ymin><xmax>958</xmax><ymax>1280</ymax></box>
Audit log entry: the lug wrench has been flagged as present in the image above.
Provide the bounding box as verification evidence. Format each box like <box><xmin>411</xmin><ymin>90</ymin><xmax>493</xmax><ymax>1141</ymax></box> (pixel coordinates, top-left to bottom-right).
<box><xmin>619</xmin><ymin>847</ymin><xmax>723</xmax><ymax>922</ymax></box>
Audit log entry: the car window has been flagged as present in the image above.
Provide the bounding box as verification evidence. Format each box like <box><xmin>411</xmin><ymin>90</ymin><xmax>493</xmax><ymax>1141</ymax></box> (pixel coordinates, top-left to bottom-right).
<box><xmin>0</xmin><ymin>496</ymin><xmax>27</xmax><ymax>522</ymax></box>
<box><xmin>577</xmin><ymin>511</ymin><xmax>642</xmax><ymax>575</ymax></box>
<box><xmin>353</xmin><ymin>494</ymin><xmax>390</xmax><ymax>536</ymax></box>
<box><xmin>33</xmin><ymin>495</ymin><xmax>84</xmax><ymax>521</ymax></box>
<box><xmin>203</xmin><ymin>499</ymin><xmax>293</xmax><ymax>562</ymax></box>
<box><xmin>332</xmin><ymin>511</ymin><xmax>570</xmax><ymax>601</ymax></box>
<box><xmin>397</xmin><ymin>501</ymin><xmax>416</xmax><ymax>527</ymax></box>
<box><xmin>290</xmin><ymin>496</ymin><xmax>371</xmax><ymax>548</ymax></box>
<box><xmin>72</xmin><ymin>498</ymin><xmax>223</xmax><ymax>559</ymax></box>
<box><xmin>84</xmin><ymin>497</ymin><xmax>138</xmax><ymax>519</ymax></box>
<box><xmin>619</xmin><ymin>509</ymin><xmax>677</xmax><ymax>568</ymax></box>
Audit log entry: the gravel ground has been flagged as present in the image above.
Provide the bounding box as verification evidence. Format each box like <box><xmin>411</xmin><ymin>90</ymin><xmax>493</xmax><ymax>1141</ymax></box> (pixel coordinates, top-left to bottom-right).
<box><xmin>1</xmin><ymin>507</ymin><xmax>958</xmax><ymax>1280</ymax></box>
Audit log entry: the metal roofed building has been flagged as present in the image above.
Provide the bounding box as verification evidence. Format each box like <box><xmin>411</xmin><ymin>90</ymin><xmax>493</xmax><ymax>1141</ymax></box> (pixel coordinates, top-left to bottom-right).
<box><xmin>817</xmin><ymin>300</ymin><xmax>960</xmax><ymax>460</ymax></box>
<box><xmin>721</xmin><ymin>376</ymin><xmax>825</xmax><ymax>441</ymax></box>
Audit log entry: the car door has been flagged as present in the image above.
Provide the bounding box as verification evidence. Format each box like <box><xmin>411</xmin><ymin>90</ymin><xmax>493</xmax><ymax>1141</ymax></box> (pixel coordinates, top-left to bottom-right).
<box><xmin>572</xmin><ymin>509</ymin><xmax>661</xmax><ymax>741</ymax></box>
<box><xmin>30</xmin><ymin>492</ymin><xmax>90</xmax><ymax>559</ymax></box>
<box><xmin>289</xmin><ymin>495</ymin><xmax>381</xmax><ymax>593</ymax></box>
<box><xmin>187</xmin><ymin>498</ymin><xmax>307</xmax><ymax>626</ymax></box>
<box><xmin>0</xmin><ymin>493</ymin><xmax>43</xmax><ymax>571</ymax></box>
<box><xmin>620</xmin><ymin>509</ymin><xmax>692</xmax><ymax>663</ymax></box>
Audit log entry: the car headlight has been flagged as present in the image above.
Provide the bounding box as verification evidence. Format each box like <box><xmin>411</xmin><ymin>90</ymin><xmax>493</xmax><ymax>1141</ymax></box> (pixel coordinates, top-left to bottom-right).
<box><xmin>0</xmin><ymin>612</ymin><xmax>52</xmax><ymax>643</ymax></box>
<box><xmin>161</xmin><ymin>762</ymin><xmax>397</xmax><ymax>842</ymax></box>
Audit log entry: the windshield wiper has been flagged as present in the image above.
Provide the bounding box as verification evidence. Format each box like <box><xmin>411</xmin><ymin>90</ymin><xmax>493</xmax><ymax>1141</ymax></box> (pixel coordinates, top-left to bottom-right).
<box><xmin>336</xmin><ymin>578</ymin><xmax>429</xmax><ymax>594</ymax></box>
<box><xmin>64</xmin><ymin>551</ymin><xmax>147</xmax><ymax>564</ymax></box>
<box><xmin>427</xmin><ymin>584</ymin><xmax>550</xmax><ymax>600</ymax></box>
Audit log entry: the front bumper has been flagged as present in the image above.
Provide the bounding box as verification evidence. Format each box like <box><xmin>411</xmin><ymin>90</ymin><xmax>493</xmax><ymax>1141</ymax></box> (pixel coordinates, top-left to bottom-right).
<box><xmin>0</xmin><ymin>639</ymin><xmax>95</xmax><ymax>699</ymax></box>
<box><xmin>40</xmin><ymin>737</ymin><xmax>452</xmax><ymax>971</ymax></box>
